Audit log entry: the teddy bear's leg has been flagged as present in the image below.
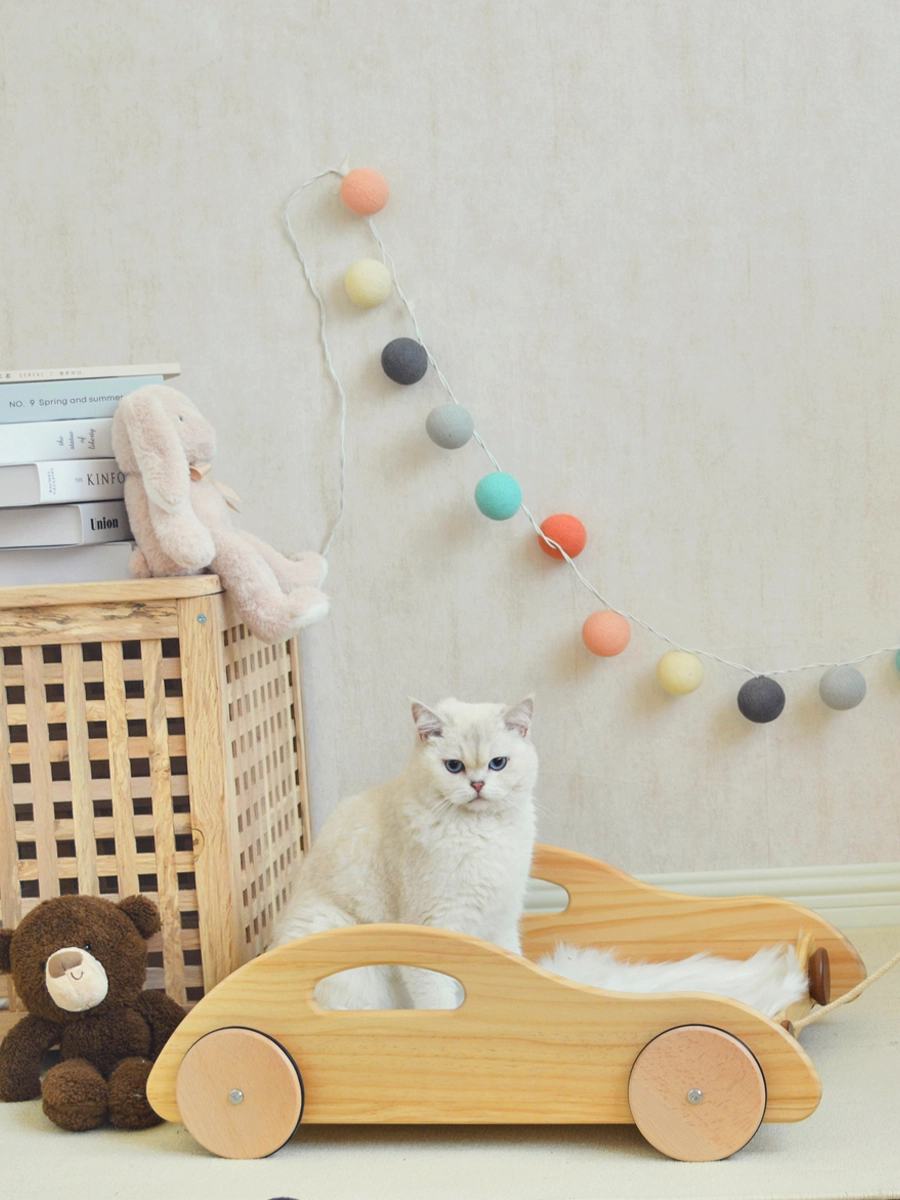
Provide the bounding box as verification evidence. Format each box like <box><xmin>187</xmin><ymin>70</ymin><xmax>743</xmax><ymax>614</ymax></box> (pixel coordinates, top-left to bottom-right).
<box><xmin>211</xmin><ymin>531</ymin><xmax>329</xmax><ymax>643</ymax></box>
<box><xmin>236</xmin><ymin>531</ymin><xmax>328</xmax><ymax>592</ymax></box>
<box><xmin>107</xmin><ymin>1057</ymin><xmax>162</xmax><ymax>1130</ymax></box>
<box><xmin>42</xmin><ymin>1058</ymin><xmax>109</xmax><ymax>1131</ymax></box>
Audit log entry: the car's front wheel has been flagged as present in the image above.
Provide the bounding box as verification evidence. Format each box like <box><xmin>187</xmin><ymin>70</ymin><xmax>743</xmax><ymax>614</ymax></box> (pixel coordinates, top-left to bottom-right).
<box><xmin>175</xmin><ymin>1026</ymin><xmax>304</xmax><ymax>1158</ymax></box>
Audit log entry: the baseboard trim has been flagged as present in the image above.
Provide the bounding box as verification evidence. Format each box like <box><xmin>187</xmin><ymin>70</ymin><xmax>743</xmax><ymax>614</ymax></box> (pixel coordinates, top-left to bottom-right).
<box><xmin>525</xmin><ymin>861</ymin><xmax>900</xmax><ymax>930</ymax></box>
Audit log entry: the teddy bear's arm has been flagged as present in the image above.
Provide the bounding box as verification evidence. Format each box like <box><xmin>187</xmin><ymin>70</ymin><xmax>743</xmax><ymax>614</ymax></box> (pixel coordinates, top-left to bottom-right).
<box><xmin>134</xmin><ymin>990</ymin><xmax>185</xmax><ymax>1058</ymax></box>
<box><xmin>0</xmin><ymin>1014</ymin><xmax>61</xmax><ymax>1102</ymax></box>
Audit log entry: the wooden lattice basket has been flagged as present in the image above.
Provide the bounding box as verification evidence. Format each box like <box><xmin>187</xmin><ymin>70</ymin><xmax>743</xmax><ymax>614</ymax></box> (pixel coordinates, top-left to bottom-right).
<box><xmin>0</xmin><ymin>577</ymin><xmax>311</xmax><ymax>1032</ymax></box>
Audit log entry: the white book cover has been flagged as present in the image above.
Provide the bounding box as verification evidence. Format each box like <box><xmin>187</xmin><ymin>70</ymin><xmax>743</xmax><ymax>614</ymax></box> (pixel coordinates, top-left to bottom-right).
<box><xmin>0</xmin><ymin>363</ymin><xmax>180</xmax><ymax>384</ymax></box>
<box><xmin>0</xmin><ymin>459</ymin><xmax>126</xmax><ymax>507</ymax></box>
<box><xmin>0</xmin><ymin>500</ymin><xmax>131</xmax><ymax>549</ymax></box>
<box><xmin>0</xmin><ymin>417</ymin><xmax>114</xmax><ymax>465</ymax></box>
<box><xmin>0</xmin><ymin>541</ymin><xmax>135</xmax><ymax>587</ymax></box>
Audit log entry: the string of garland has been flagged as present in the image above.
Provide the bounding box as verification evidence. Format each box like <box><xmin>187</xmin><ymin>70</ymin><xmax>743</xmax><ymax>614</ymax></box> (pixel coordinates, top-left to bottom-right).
<box><xmin>283</xmin><ymin>161</ymin><xmax>900</xmax><ymax>724</ymax></box>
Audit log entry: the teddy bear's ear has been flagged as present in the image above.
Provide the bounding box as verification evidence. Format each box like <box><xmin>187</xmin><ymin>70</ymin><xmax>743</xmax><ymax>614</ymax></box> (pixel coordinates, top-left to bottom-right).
<box><xmin>117</xmin><ymin>895</ymin><xmax>161</xmax><ymax>940</ymax></box>
<box><xmin>0</xmin><ymin>929</ymin><xmax>12</xmax><ymax>974</ymax></box>
<box><xmin>111</xmin><ymin>386</ymin><xmax>191</xmax><ymax>515</ymax></box>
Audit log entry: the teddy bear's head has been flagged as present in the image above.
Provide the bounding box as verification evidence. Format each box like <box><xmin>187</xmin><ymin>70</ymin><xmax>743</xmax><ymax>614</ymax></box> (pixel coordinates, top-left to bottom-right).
<box><xmin>0</xmin><ymin>895</ymin><xmax>160</xmax><ymax>1023</ymax></box>
<box><xmin>111</xmin><ymin>385</ymin><xmax>217</xmax><ymax>515</ymax></box>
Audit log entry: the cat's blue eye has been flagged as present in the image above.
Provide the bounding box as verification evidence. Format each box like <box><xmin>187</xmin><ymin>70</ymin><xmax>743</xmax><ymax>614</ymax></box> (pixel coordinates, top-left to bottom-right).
<box><xmin>489</xmin><ymin>756</ymin><xmax>508</xmax><ymax>771</ymax></box>
<box><xmin>444</xmin><ymin>760</ymin><xmax>465</xmax><ymax>774</ymax></box>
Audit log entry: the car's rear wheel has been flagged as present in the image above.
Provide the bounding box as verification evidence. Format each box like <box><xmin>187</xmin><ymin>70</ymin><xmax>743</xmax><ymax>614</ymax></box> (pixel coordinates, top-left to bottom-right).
<box><xmin>175</xmin><ymin>1026</ymin><xmax>304</xmax><ymax>1158</ymax></box>
<box><xmin>628</xmin><ymin>1024</ymin><xmax>766</xmax><ymax>1161</ymax></box>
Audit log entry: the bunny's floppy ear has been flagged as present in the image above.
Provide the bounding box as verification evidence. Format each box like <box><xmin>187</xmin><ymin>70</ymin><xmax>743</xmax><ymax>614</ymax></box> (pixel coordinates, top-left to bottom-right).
<box><xmin>111</xmin><ymin>385</ymin><xmax>191</xmax><ymax>514</ymax></box>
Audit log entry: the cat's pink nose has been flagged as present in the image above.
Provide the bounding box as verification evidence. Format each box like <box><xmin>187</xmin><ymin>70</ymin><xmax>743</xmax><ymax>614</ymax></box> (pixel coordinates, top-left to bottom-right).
<box><xmin>471</xmin><ymin>780</ymin><xmax>484</xmax><ymax>793</ymax></box>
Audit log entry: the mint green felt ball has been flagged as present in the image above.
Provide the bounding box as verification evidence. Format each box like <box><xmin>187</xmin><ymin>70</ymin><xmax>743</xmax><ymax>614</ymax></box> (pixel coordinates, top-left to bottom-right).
<box><xmin>475</xmin><ymin>472</ymin><xmax>522</xmax><ymax>520</ymax></box>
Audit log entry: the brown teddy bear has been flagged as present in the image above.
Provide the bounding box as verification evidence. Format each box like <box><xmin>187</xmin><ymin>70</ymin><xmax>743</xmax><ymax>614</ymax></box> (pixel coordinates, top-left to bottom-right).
<box><xmin>0</xmin><ymin>894</ymin><xmax>184</xmax><ymax>1131</ymax></box>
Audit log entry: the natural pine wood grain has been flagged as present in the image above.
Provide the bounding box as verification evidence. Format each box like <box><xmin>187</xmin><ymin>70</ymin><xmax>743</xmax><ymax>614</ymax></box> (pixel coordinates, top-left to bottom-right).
<box><xmin>22</xmin><ymin>646</ymin><xmax>58</xmax><ymax>901</ymax></box>
<box><xmin>178</xmin><ymin>594</ymin><xmax>241</xmax><ymax>992</ymax></box>
<box><xmin>147</xmin><ymin>923</ymin><xmax>821</xmax><ymax>1131</ymax></box>
<box><xmin>0</xmin><ymin>577</ymin><xmax>222</xmax><ymax>610</ymax></box>
<box><xmin>61</xmin><ymin>644</ymin><xmax>98</xmax><ymax>896</ymax></box>
<box><xmin>142</xmin><ymin>637</ymin><xmax>186</xmax><ymax>1006</ymax></box>
<box><xmin>522</xmin><ymin>845</ymin><xmax>867</xmax><ymax>997</ymax></box>
<box><xmin>0</xmin><ymin>603</ymin><xmax>178</xmax><ymax>647</ymax></box>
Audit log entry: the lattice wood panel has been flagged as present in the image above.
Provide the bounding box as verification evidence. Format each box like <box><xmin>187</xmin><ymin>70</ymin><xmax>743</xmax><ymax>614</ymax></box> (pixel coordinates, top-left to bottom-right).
<box><xmin>222</xmin><ymin>617</ymin><xmax>308</xmax><ymax>959</ymax></box>
<box><xmin>0</xmin><ymin>638</ymin><xmax>203</xmax><ymax>1010</ymax></box>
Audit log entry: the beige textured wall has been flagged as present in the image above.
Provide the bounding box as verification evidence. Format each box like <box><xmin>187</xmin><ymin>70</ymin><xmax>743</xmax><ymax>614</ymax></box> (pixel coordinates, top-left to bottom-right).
<box><xmin>2</xmin><ymin>2</ymin><xmax>899</xmax><ymax>873</ymax></box>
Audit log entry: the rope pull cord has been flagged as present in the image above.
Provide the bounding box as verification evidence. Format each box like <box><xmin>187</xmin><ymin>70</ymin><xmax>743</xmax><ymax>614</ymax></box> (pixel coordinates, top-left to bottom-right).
<box><xmin>283</xmin><ymin>162</ymin><xmax>900</xmax><ymax>675</ymax></box>
<box><xmin>794</xmin><ymin>947</ymin><xmax>900</xmax><ymax>1033</ymax></box>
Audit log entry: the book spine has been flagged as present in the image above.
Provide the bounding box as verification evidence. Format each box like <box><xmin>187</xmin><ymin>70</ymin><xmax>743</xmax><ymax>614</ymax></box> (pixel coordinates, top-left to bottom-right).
<box><xmin>0</xmin><ymin>542</ymin><xmax>135</xmax><ymax>586</ymax></box>
<box><xmin>77</xmin><ymin>500</ymin><xmax>132</xmax><ymax>544</ymax></box>
<box><xmin>0</xmin><ymin>375</ymin><xmax>163</xmax><ymax>424</ymax></box>
<box><xmin>0</xmin><ymin>364</ymin><xmax>180</xmax><ymax>384</ymax></box>
<box><xmin>36</xmin><ymin>459</ymin><xmax>126</xmax><ymax>504</ymax></box>
<box><xmin>0</xmin><ymin>417</ymin><xmax>114</xmax><ymax>466</ymax></box>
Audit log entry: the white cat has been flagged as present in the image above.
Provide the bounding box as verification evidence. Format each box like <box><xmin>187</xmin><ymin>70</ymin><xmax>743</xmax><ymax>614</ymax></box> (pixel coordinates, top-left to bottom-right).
<box><xmin>270</xmin><ymin>696</ymin><xmax>538</xmax><ymax>1010</ymax></box>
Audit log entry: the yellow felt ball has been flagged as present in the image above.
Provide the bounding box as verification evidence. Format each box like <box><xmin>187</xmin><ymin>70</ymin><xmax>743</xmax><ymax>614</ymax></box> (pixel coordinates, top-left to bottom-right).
<box><xmin>344</xmin><ymin>258</ymin><xmax>392</xmax><ymax>308</ymax></box>
<box><xmin>656</xmin><ymin>650</ymin><xmax>704</xmax><ymax>695</ymax></box>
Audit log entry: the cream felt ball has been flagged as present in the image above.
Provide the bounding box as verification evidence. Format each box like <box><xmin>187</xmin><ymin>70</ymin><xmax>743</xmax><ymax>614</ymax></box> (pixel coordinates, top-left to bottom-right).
<box><xmin>582</xmin><ymin>611</ymin><xmax>631</xmax><ymax>657</ymax></box>
<box><xmin>538</xmin><ymin>514</ymin><xmax>587</xmax><ymax>560</ymax></box>
<box><xmin>737</xmin><ymin>676</ymin><xmax>785</xmax><ymax>723</ymax></box>
<box><xmin>819</xmin><ymin>665</ymin><xmax>866</xmax><ymax>710</ymax></box>
<box><xmin>340</xmin><ymin>168</ymin><xmax>389</xmax><ymax>215</ymax></box>
<box><xmin>657</xmin><ymin>650</ymin><xmax>704</xmax><ymax>694</ymax></box>
<box><xmin>474</xmin><ymin>472</ymin><xmax>522</xmax><ymax>520</ymax></box>
<box><xmin>426</xmin><ymin>403</ymin><xmax>474</xmax><ymax>449</ymax></box>
<box><xmin>344</xmin><ymin>259</ymin><xmax>392</xmax><ymax>308</ymax></box>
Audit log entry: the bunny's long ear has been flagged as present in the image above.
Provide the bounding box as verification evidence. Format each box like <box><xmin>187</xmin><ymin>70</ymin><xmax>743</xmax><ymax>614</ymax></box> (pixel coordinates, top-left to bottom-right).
<box><xmin>111</xmin><ymin>386</ymin><xmax>191</xmax><ymax>514</ymax></box>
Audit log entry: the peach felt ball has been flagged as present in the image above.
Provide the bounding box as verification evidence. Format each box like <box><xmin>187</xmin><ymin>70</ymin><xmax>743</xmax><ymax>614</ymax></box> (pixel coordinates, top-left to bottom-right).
<box><xmin>539</xmin><ymin>513</ymin><xmax>587</xmax><ymax>559</ymax></box>
<box><xmin>582</xmin><ymin>610</ymin><xmax>631</xmax><ymax>657</ymax></box>
<box><xmin>340</xmin><ymin>168</ymin><xmax>390</xmax><ymax>215</ymax></box>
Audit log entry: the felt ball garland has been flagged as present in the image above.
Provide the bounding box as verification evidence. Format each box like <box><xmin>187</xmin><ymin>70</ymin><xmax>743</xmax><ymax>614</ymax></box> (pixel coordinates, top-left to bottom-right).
<box><xmin>475</xmin><ymin>472</ymin><xmax>522</xmax><ymax>520</ymax></box>
<box><xmin>283</xmin><ymin>160</ymin><xmax>900</xmax><ymax>729</ymax></box>
<box><xmin>345</xmin><ymin>259</ymin><xmax>392</xmax><ymax>308</ymax></box>
<box><xmin>382</xmin><ymin>337</ymin><xmax>429</xmax><ymax>385</ymax></box>
<box><xmin>426</xmin><ymin>403</ymin><xmax>474</xmax><ymax>449</ymax></box>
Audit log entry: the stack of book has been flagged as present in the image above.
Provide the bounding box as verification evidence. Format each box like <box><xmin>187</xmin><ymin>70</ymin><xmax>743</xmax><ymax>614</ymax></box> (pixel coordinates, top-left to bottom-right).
<box><xmin>0</xmin><ymin>364</ymin><xmax>179</xmax><ymax>586</ymax></box>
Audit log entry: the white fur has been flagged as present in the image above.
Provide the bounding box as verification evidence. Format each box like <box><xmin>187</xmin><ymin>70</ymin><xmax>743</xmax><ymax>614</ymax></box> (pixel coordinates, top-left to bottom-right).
<box><xmin>270</xmin><ymin>697</ymin><xmax>538</xmax><ymax>1010</ymax></box>
<box><xmin>538</xmin><ymin>943</ymin><xmax>808</xmax><ymax>1018</ymax></box>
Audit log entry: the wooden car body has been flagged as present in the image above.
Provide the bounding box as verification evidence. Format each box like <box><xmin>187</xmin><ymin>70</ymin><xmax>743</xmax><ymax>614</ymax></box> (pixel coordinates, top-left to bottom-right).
<box><xmin>148</xmin><ymin>845</ymin><xmax>865</xmax><ymax>1142</ymax></box>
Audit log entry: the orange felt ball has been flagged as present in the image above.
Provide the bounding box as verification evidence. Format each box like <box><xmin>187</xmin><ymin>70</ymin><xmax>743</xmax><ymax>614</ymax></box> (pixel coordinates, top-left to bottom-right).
<box><xmin>340</xmin><ymin>168</ymin><xmax>389</xmax><ymax>215</ymax></box>
<box><xmin>539</xmin><ymin>513</ymin><xmax>587</xmax><ymax>559</ymax></box>
<box><xmin>582</xmin><ymin>610</ymin><xmax>631</xmax><ymax>657</ymax></box>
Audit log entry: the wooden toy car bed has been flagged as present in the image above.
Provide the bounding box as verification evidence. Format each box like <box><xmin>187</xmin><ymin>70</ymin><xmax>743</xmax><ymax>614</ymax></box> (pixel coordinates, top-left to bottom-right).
<box><xmin>147</xmin><ymin>845</ymin><xmax>866</xmax><ymax>1162</ymax></box>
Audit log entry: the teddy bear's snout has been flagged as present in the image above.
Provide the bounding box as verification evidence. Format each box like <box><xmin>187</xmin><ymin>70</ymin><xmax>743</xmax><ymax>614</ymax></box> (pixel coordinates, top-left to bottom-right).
<box><xmin>44</xmin><ymin>946</ymin><xmax>109</xmax><ymax>1012</ymax></box>
<box><xmin>47</xmin><ymin>949</ymin><xmax>83</xmax><ymax>978</ymax></box>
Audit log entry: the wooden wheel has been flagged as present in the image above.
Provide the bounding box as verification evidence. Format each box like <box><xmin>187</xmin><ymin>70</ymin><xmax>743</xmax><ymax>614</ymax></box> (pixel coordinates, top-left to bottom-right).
<box><xmin>628</xmin><ymin>1025</ymin><xmax>766</xmax><ymax>1161</ymax></box>
<box><xmin>175</xmin><ymin>1027</ymin><xmax>304</xmax><ymax>1158</ymax></box>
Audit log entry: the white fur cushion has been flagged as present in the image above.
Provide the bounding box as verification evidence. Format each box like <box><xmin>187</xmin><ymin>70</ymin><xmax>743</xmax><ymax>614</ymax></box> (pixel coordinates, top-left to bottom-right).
<box><xmin>538</xmin><ymin>943</ymin><xmax>807</xmax><ymax>1018</ymax></box>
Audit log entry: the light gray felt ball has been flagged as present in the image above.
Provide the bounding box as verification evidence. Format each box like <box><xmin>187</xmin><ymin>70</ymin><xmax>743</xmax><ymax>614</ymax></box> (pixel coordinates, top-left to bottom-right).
<box><xmin>819</xmin><ymin>665</ymin><xmax>867</xmax><ymax>710</ymax></box>
<box><xmin>425</xmin><ymin>403</ymin><xmax>475</xmax><ymax>449</ymax></box>
<box><xmin>381</xmin><ymin>337</ymin><xmax>428</xmax><ymax>385</ymax></box>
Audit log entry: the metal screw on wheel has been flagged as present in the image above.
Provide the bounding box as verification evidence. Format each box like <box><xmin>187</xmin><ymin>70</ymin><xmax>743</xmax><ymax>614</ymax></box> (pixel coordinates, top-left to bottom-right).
<box><xmin>628</xmin><ymin>1025</ymin><xmax>766</xmax><ymax>1162</ymax></box>
<box><xmin>175</xmin><ymin>1027</ymin><xmax>304</xmax><ymax>1158</ymax></box>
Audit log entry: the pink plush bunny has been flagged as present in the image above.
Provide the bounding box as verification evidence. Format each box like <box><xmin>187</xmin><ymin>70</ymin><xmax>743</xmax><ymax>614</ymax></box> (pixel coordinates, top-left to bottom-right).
<box><xmin>111</xmin><ymin>385</ymin><xmax>329</xmax><ymax>643</ymax></box>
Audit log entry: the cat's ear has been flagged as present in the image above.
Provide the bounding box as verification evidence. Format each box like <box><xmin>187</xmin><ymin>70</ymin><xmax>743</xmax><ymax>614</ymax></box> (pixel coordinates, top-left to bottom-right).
<box><xmin>503</xmin><ymin>696</ymin><xmax>534</xmax><ymax>738</ymax></box>
<box><xmin>410</xmin><ymin>699</ymin><xmax>443</xmax><ymax>741</ymax></box>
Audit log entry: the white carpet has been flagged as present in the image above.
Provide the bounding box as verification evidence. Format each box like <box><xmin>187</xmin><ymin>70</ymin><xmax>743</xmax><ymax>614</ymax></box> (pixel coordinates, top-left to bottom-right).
<box><xmin>2</xmin><ymin>927</ymin><xmax>899</xmax><ymax>1200</ymax></box>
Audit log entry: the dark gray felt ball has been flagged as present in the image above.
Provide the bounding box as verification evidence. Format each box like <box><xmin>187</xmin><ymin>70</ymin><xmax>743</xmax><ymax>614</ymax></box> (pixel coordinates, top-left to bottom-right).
<box><xmin>381</xmin><ymin>337</ymin><xmax>428</xmax><ymax>385</ymax></box>
<box><xmin>737</xmin><ymin>676</ymin><xmax>785</xmax><ymax>723</ymax></box>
